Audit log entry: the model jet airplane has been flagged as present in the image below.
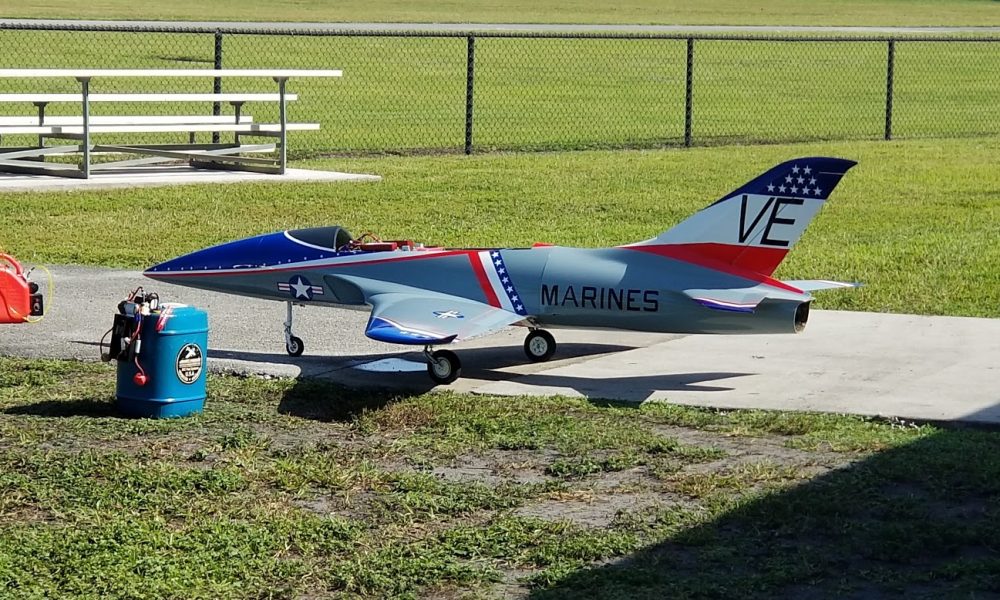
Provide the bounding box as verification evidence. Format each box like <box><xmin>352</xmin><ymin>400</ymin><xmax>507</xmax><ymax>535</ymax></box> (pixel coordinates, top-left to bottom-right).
<box><xmin>145</xmin><ymin>157</ymin><xmax>858</xmax><ymax>384</ymax></box>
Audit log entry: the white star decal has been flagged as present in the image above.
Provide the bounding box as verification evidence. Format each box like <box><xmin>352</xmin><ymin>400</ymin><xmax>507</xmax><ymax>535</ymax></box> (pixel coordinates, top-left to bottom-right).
<box><xmin>809</xmin><ymin>177</ymin><xmax>817</xmax><ymax>185</ymax></box>
<box><xmin>491</xmin><ymin>251</ymin><xmax>500</xmax><ymax>258</ymax></box>
<box><xmin>815</xmin><ymin>188</ymin><xmax>822</xmax><ymax>196</ymax></box>
<box><xmin>498</xmin><ymin>268</ymin><xmax>506</xmax><ymax>275</ymax></box>
<box><xmin>803</xmin><ymin>166</ymin><xmax>812</xmax><ymax>175</ymax></box>
<box><xmin>511</xmin><ymin>295</ymin><xmax>519</xmax><ymax>302</ymax></box>
<box><xmin>506</xmin><ymin>286</ymin><xmax>514</xmax><ymax>292</ymax></box>
<box><xmin>779</xmin><ymin>185</ymin><xmax>786</xmax><ymax>193</ymax></box>
<box><xmin>501</xmin><ymin>277</ymin><xmax>509</xmax><ymax>283</ymax></box>
<box><xmin>290</xmin><ymin>277</ymin><xmax>311</xmax><ymax>299</ymax></box>
<box><xmin>494</xmin><ymin>259</ymin><xmax>502</xmax><ymax>266</ymax></box>
<box><xmin>785</xmin><ymin>175</ymin><xmax>793</xmax><ymax>183</ymax></box>
<box><xmin>767</xmin><ymin>183</ymin><xmax>775</xmax><ymax>192</ymax></box>
<box><xmin>792</xmin><ymin>165</ymin><xmax>800</xmax><ymax>174</ymax></box>
<box><xmin>515</xmin><ymin>304</ymin><xmax>523</xmax><ymax>311</ymax></box>
<box><xmin>791</xmin><ymin>186</ymin><xmax>799</xmax><ymax>194</ymax></box>
<box><xmin>797</xmin><ymin>176</ymin><xmax>804</xmax><ymax>184</ymax></box>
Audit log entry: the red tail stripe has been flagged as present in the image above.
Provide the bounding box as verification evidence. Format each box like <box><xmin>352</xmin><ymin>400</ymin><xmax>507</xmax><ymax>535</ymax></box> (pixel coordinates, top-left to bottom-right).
<box><xmin>670</xmin><ymin>242</ymin><xmax>789</xmax><ymax>276</ymax></box>
<box><xmin>624</xmin><ymin>243</ymin><xmax>803</xmax><ymax>293</ymax></box>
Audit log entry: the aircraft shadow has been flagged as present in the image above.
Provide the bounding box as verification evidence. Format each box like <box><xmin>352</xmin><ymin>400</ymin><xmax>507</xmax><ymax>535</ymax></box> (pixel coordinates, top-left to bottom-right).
<box><xmin>206</xmin><ymin>341</ymin><xmax>636</xmax><ymax>370</ymax></box>
<box><xmin>527</xmin><ymin>412</ymin><xmax>1000</xmax><ymax>598</ymax></box>
<box><xmin>260</xmin><ymin>341</ymin><xmax>752</xmax><ymax>422</ymax></box>
<box><xmin>3</xmin><ymin>398</ymin><xmax>121</xmax><ymax>419</ymax></box>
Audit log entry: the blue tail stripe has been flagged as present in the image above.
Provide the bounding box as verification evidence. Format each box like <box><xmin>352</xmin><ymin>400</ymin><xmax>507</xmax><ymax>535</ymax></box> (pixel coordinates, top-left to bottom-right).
<box><xmin>709</xmin><ymin>157</ymin><xmax>857</xmax><ymax>207</ymax></box>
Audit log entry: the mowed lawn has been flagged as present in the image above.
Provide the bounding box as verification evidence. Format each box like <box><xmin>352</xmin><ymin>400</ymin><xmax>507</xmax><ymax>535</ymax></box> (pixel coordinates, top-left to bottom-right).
<box><xmin>4</xmin><ymin>137</ymin><xmax>999</xmax><ymax>318</ymax></box>
<box><xmin>1</xmin><ymin>358</ymin><xmax>998</xmax><ymax>598</ymax></box>
<box><xmin>1</xmin><ymin>0</ymin><xmax>1000</xmax><ymax>26</ymax></box>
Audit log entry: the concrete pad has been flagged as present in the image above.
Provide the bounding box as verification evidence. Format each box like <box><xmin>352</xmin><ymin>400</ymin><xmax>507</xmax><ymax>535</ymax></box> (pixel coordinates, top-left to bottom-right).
<box><xmin>0</xmin><ymin>165</ymin><xmax>379</xmax><ymax>192</ymax></box>
<box><xmin>1</xmin><ymin>266</ymin><xmax>997</xmax><ymax>425</ymax></box>
<box><xmin>475</xmin><ymin>312</ymin><xmax>1000</xmax><ymax>424</ymax></box>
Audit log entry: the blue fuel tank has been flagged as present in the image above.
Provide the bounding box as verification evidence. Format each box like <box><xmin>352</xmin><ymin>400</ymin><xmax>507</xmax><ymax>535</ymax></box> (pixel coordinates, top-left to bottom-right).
<box><xmin>116</xmin><ymin>304</ymin><xmax>208</xmax><ymax>418</ymax></box>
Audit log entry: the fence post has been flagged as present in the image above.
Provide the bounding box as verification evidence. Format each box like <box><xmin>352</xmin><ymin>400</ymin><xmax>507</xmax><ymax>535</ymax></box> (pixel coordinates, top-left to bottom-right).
<box><xmin>685</xmin><ymin>37</ymin><xmax>694</xmax><ymax>147</ymax></box>
<box><xmin>465</xmin><ymin>35</ymin><xmax>476</xmax><ymax>155</ymax></box>
<box><xmin>213</xmin><ymin>30</ymin><xmax>223</xmax><ymax>144</ymax></box>
<box><xmin>885</xmin><ymin>39</ymin><xmax>895</xmax><ymax>141</ymax></box>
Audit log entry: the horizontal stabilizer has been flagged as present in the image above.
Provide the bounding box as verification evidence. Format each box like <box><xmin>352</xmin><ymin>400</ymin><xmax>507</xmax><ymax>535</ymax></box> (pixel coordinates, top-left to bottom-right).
<box><xmin>783</xmin><ymin>280</ymin><xmax>862</xmax><ymax>292</ymax></box>
<box><xmin>683</xmin><ymin>288</ymin><xmax>770</xmax><ymax>314</ymax></box>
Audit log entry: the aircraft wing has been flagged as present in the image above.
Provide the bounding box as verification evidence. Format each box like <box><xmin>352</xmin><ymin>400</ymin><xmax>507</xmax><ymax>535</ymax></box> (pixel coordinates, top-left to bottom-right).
<box><xmin>365</xmin><ymin>292</ymin><xmax>525</xmax><ymax>345</ymax></box>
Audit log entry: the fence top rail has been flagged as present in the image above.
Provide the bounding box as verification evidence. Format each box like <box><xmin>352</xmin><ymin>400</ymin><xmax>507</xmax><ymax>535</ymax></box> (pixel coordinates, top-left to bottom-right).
<box><xmin>0</xmin><ymin>69</ymin><xmax>342</xmax><ymax>78</ymax></box>
<box><xmin>4</xmin><ymin>21</ymin><xmax>1000</xmax><ymax>42</ymax></box>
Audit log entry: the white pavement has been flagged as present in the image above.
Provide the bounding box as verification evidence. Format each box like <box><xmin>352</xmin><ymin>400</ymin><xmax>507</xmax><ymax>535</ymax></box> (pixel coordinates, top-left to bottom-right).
<box><xmin>2</xmin><ymin>266</ymin><xmax>998</xmax><ymax>425</ymax></box>
<box><xmin>0</xmin><ymin>166</ymin><xmax>379</xmax><ymax>192</ymax></box>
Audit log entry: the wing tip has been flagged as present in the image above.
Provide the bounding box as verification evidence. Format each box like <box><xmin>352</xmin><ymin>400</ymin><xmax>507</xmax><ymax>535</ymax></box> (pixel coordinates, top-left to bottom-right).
<box><xmin>365</xmin><ymin>316</ymin><xmax>456</xmax><ymax>345</ymax></box>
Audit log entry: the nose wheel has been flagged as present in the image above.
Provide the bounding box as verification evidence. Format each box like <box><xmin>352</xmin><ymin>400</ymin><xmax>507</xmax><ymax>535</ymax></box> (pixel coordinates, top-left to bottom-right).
<box><xmin>283</xmin><ymin>301</ymin><xmax>305</xmax><ymax>357</ymax></box>
<box><xmin>524</xmin><ymin>329</ymin><xmax>556</xmax><ymax>362</ymax></box>
<box><xmin>425</xmin><ymin>347</ymin><xmax>461</xmax><ymax>384</ymax></box>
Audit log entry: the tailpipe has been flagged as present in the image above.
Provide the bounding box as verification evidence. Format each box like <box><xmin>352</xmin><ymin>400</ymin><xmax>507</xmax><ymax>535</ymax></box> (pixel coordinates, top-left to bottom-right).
<box><xmin>794</xmin><ymin>301</ymin><xmax>810</xmax><ymax>333</ymax></box>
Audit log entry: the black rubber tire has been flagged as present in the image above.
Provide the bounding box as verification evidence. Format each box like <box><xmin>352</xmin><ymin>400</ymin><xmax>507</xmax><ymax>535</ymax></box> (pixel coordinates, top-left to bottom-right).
<box><xmin>427</xmin><ymin>349</ymin><xmax>462</xmax><ymax>384</ymax></box>
<box><xmin>286</xmin><ymin>335</ymin><xmax>305</xmax><ymax>357</ymax></box>
<box><xmin>524</xmin><ymin>329</ymin><xmax>556</xmax><ymax>362</ymax></box>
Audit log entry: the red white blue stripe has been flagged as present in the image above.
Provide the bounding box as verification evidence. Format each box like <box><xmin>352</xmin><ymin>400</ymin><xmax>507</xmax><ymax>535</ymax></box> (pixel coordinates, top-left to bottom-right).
<box><xmin>478</xmin><ymin>250</ymin><xmax>528</xmax><ymax>316</ymax></box>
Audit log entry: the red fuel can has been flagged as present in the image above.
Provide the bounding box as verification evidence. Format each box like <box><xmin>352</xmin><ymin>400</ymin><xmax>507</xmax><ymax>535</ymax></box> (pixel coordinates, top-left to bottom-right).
<box><xmin>0</xmin><ymin>254</ymin><xmax>43</xmax><ymax>324</ymax></box>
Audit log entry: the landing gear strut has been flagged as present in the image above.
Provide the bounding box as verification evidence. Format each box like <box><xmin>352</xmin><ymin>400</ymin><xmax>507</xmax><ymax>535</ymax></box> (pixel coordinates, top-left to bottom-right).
<box><xmin>524</xmin><ymin>329</ymin><xmax>556</xmax><ymax>362</ymax></box>
<box><xmin>425</xmin><ymin>346</ymin><xmax>461</xmax><ymax>384</ymax></box>
<box><xmin>283</xmin><ymin>301</ymin><xmax>304</xmax><ymax>356</ymax></box>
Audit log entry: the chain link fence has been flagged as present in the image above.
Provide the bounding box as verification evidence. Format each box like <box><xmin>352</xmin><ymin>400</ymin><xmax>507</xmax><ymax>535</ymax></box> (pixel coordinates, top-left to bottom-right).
<box><xmin>0</xmin><ymin>23</ymin><xmax>998</xmax><ymax>156</ymax></box>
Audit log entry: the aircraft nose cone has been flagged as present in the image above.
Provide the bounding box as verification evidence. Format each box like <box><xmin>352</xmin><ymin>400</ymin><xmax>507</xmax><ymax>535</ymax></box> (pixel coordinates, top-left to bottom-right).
<box><xmin>144</xmin><ymin>232</ymin><xmax>281</xmax><ymax>277</ymax></box>
<box><xmin>143</xmin><ymin>229</ymin><xmax>339</xmax><ymax>280</ymax></box>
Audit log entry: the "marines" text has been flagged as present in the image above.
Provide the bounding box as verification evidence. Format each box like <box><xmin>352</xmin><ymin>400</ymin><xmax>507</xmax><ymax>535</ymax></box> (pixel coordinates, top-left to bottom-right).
<box><xmin>541</xmin><ymin>285</ymin><xmax>658</xmax><ymax>312</ymax></box>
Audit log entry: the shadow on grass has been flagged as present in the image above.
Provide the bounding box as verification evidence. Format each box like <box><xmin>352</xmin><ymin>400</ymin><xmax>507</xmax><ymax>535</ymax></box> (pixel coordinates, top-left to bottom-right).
<box><xmin>2</xmin><ymin>398</ymin><xmax>121</xmax><ymax>418</ymax></box>
<box><xmin>529</xmin><ymin>423</ymin><xmax>1000</xmax><ymax>598</ymax></box>
<box><xmin>275</xmin><ymin>367</ymin><xmax>751</xmax><ymax>424</ymax></box>
<box><xmin>276</xmin><ymin>378</ymin><xmax>413</xmax><ymax>423</ymax></box>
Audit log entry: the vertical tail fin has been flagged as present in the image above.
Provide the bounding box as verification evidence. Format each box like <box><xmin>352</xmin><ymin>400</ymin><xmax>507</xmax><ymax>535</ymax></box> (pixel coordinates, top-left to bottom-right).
<box><xmin>632</xmin><ymin>157</ymin><xmax>856</xmax><ymax>276</ymax></box>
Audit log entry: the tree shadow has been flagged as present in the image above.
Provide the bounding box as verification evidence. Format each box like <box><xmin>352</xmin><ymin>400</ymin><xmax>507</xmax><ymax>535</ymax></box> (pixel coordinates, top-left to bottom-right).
<box><xmin>529</xmin><ymin>417</ymin><xmax>1000</xmax><ymax>598</ymax></box>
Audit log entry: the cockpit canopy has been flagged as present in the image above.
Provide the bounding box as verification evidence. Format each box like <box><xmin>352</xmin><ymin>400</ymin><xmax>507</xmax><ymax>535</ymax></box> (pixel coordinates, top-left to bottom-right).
<box><xmin>287</xmin><ymin>226</ymin><xmax>354</xmax><ymax>251</ymax></box>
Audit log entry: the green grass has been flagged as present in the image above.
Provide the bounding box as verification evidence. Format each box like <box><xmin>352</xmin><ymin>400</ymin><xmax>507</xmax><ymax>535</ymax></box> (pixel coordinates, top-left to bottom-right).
<box><xmin>0</xmin><ymin>357</ymin><xmax>996</xmax><ymax>598</ymax></box>
<box><xmin>4</xmin><ymin>138</ymin><xmax>1000</xmax><ymax>317</ymax></box>
<box><xmin>2</xmin><ymin>0</ymin><xmax>1000</xmax><ymax>26</ymax></box>
<box><xmin>0</xmin><ymin>30</ymin><xmax>998</xmax><ymax>153</ymax></box>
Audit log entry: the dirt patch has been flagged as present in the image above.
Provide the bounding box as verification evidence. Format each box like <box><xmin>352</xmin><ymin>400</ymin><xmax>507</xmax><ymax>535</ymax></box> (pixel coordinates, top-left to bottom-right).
<box><xmin>653</xmin><ymin>424</ymin><xmax>854</xmax><ymax>471</ymax></box>
<box><xmin>431</xmin><ymin>450</ymin><xmax>555</xmax><ymax>485</ymax></box>
<box><xmin>515</xmin><ymin>491</ymin><xmax>670</xmax><ymax>528</ymax></box>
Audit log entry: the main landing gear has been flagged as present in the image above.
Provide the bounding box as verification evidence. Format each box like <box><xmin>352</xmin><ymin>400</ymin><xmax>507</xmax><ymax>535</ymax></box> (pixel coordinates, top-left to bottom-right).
<box><xmin>523</xmin><ymin>329</ymin><xmax>556</xmax><ymax>362</ymax></box>
<box><xmin>284</xmin><ymin>301</ymin><xmax>304</xmax><ymax>357</ymax></box>
<box><xmin>423</xmin><ymin>328</ymin><xmax>557</xmax><ymax>384</ymax></box>
<box><xmin>425</xmin><ymin>347</ymin><xmax>461</xmax><ymax>384</ymax></box>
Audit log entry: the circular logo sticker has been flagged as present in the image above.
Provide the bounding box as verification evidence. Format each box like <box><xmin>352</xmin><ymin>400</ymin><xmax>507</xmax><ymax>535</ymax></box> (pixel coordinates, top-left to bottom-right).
<box><xmin>176</xmin><ymin>343</ymin><xmax>204</xmax><ymax>384</ymax></box>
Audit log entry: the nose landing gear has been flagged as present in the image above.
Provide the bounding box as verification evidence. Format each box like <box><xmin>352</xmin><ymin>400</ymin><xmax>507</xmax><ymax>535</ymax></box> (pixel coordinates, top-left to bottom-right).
<box><xmin>283</xmin><ymin>301</ymin><xmax>304</xmax><ymax>356</ymax></box>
